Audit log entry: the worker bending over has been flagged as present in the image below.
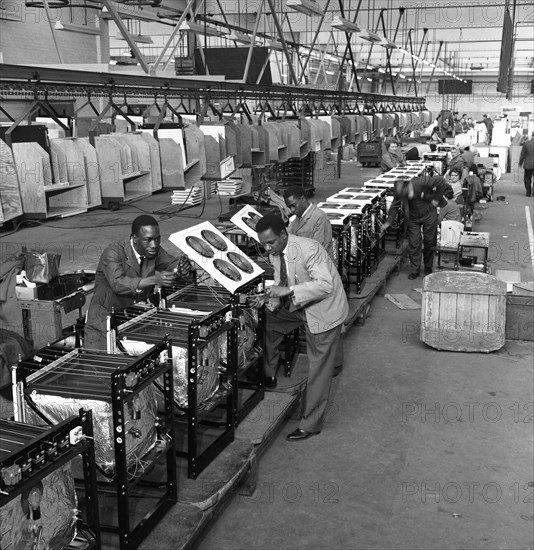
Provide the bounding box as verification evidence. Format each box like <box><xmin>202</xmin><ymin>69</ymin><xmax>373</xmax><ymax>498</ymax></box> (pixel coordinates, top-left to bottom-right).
<box><xmin>84</xmin><ymin>215</ymin><xmax>193</xmax><ymax>350</ymax></box>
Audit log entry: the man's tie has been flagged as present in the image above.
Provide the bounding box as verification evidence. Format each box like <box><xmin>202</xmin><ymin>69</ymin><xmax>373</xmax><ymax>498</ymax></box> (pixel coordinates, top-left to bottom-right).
<box><xmin>279</xmin><ymin>252</ymin><xmax>290</xmax><ymax>308</ymax></box>
<box><xmin>139</xmin><ymin>256</ymin><xmax>145</xmax><ymax>274</ymax></box>
<box><xmin>279</xmin><ymin>252</ymin><xmax>288</xmax><ymax>286</ymax></box>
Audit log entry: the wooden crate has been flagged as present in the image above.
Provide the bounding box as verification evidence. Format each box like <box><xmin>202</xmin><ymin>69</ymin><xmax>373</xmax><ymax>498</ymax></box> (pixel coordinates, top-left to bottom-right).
<box><xmin>505</xmin><ymin>291</ymin><xmax>534</xmax><ymax>341</ymax></box>
<box><xmin>421</xmin><ymin>271</ymin><xmax>506</xmax><ymax>352</ymax></box>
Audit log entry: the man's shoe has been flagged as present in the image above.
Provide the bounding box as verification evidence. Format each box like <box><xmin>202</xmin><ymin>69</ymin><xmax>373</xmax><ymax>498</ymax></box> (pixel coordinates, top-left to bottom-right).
<box><xmin>286</xmin><ymin>428</ymin><xmax>320</xmax><ymax>441</ymax></box>
<box><xmin>424</xmin><ymin>268</ymin><xmax>433</xmax><ymax>276</ymax></box>
<box><xmin>333</xmin><ymin>364</ymin><xmax>343</xmax><ymax>378</ymax></box>
<box><xmin>408</xmin><ymin>272</ymin><xmax>419</xmax><ymax>280</ymax></box>
<box><xmin>264</xmin><ymin>376</ymin><xmax>277</xmax><ymax>389</ymax></box>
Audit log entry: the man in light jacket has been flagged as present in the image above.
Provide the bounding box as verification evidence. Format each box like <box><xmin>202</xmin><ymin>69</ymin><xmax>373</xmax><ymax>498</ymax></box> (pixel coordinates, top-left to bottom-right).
<box><xmin>256</xmin><ymin>215</ymin><xmax>349</xmax><ymax>441</ymax></box>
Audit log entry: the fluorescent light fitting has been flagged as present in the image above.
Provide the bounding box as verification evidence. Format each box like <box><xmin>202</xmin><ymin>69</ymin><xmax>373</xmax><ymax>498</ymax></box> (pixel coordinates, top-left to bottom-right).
<box><xmin>361</xmin><ymin>31</ymin><xmax>382</xmax><ymax>43</ymax></box>
<box><xmin>330</xmin><ymin>16</ymin><xmax>362</xmax><ymax>33</ymax></box>
<box><xmin>366</xmin><ymin>64</ymin><xmax>374</xmax><ymax>70</ymax></box>
<box><xmin>267</xmin><ymin>40</ymin><xmax>284</xmax><ymax>51</ymax></box>
<box><xmin>179</xmin><ymin>20</ymin><xmax>228</xmax><ymax>37</ymax></box>
<box><xmin>399</xmin><ymin>73</ymin><xmax>406</xmax><ymax>79</ymax></box>
<box><xmin>380</xmin><ymin>37</ymin><xmax>397</xmax><ymax>49</ymax></box>
<box><xmin>287</xmin><ymin>0</ymin><xmax>323</xmax><ymax>16</ymax></box>
<box><xmin>115</xmin><ymin>33</ymin><xmax>153</xmax><ymax>43</ymax></box>
<box><xmin>227</xmin><ymin>31</ymin><xmax>251</xmax><ymax>43</ymax></box>
<box><xmin>55</xmin><ymin>21</ymin><xmax>101</xmax><ymax>35</ymax></box>
<box><xmin>366</xmin><ymin>77</ymin><xmax>372</xmax><ymax>82</ymax></box>
<box><xmin>378</xmin><ymin>67</ymin><xmax>386</xmax><ymax>73</ymax></box>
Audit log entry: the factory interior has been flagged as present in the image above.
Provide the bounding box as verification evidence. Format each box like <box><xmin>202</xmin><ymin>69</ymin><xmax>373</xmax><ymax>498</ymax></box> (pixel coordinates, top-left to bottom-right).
<box><xmin>0</xmin><ymin>1</ymin><xmax>533</xmax><ymax>549</ymax></box>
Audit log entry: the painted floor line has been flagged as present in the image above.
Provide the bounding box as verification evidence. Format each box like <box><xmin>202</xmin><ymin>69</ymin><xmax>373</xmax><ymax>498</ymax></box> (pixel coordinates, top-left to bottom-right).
<box><xmin>526</xmin><ymin>205</ymin><xmax>534</xmax><ymax>279</ymax></box>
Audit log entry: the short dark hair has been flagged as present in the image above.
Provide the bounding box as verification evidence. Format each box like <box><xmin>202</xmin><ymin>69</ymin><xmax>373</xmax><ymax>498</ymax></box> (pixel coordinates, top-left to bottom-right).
<box><xmin>284</xmin><ymin>186</ymin><xmax>307</xmax><ymax>200</ymax></box>
<box><xmin>131</xmin><ymin>215</ymin><xmax>159</xmax><ymax>236</ymax></box>
<box><xmin>256</xmin><ymin>214</ymin><xmax>287</xmax><ymax>236</ymax></box>
<box><xmin>449</xmin><ymin>168</ymin><xmax>461</xmax><ymax>177</ymax></box>
<box><xmin>443</xmin><ymin>184</ymin><xmax>454</xmax><ymax>199</ymax></box>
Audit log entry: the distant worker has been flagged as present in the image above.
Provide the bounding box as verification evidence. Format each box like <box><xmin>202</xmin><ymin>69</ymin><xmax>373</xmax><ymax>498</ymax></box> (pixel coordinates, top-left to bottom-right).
<box><xmin>477</xmin><ymin>114</ymin><xmax>494</xmax><ymax>144</ymax></box>
<box><xmin>444</xmin><ymin>146</ymin><xmax>469</xmax><ymax>181</ymax></box>
<box><xmin>459</xmin><ymin>146</ymin><xmax>478</xmax><ymax>168</ymax></box>
<box><xmin>445</xmin><ymin>168</ymin><xmax>464</xmax><ymax>200</ymax></box>
<box><xmin>284</xmin><ymin>186</ymin><xmax>334</xmax><ymax>258</ymax></box>
<box><xmin>453</xmin><ymin>112</ymin><xmax>463</xmax><ymax>135</ymax></box>
<box><xmin>460</xmin><ymin>114</ymin><xmax>469</xmax><ymax>132</ymax></box>
<box><xmin>429</xmin><ymin>126</ymin><xmax>444</xmax><ymax>145</ymax></box>
<box><xmin>381</xmin><ymin>139</ymin><xmax>404</xmax><ymax>172</ymax></box>
<box><xmin>438</xmin><ymin>185</ymin><xmax>462</xmax><ymax>224</ymax></box>
<box><xmin>384</xmin><ymin>175</ymin><xmax>449</xmax><ymax>279</ymax></box>
<box><xmin>519</xmin><ymin>131</ymin><xmax>534</xmax><ymax>197</ymax></box>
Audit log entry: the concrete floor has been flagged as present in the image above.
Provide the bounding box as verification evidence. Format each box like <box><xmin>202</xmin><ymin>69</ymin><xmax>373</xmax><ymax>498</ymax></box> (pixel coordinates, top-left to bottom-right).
<box><xmin>195</xmin><ymin>164</ymin><xmax>534</xmax><ymax>550</ymax></box>
<box><xmin>1</xmin><ymin>159</ymin><xmax>533</xmax><ymax>549</ymax></box>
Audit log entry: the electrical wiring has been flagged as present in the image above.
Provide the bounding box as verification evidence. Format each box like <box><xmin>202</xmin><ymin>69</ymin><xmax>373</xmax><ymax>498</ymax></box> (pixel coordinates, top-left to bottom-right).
<box><xmin>155</xmin><ymin>181</ymin><xmax>226</xmax><ymax>222</ymax></box>
<box><xmin>0</xmin><ymin>186</ymin><xmax>228</xmax><ymax>241</ymax></box>
<box><xmin>0</xmin><ymin>217</ymin><xmax>132</xmax><ymax>238</ymax></box>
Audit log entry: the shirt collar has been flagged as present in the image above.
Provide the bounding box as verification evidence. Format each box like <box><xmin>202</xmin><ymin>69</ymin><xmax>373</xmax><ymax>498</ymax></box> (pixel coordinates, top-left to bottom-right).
<box><xmin>130</xmin><ymin>238</ymin><xmax>143</xmax><ymax>264</ymax></box>
<box><xmin>282</xmin><ymin>243</ymin><xmax>289</xmax><ymax>256</ymax></box>
<box><xmin>300</xmin><ymin>203</ymin><xmax>313</xmax><ymax>218</ymax></box>
<box><xmin>282</xmin><ymin>234</ymin><xmax>291</xmax><ymax>257</ymax></box>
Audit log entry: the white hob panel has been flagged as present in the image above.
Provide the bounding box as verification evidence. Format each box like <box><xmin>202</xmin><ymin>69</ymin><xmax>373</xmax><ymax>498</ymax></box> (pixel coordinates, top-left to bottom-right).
<box><xmin>169</xmin><ymin>221</ymin><xmax>264</xmax><ymax>293</ymax></box>
<box><xmin>230</xmin><ymin>205</ymin><xmax>263</xmax><ymax>243</ymax></box>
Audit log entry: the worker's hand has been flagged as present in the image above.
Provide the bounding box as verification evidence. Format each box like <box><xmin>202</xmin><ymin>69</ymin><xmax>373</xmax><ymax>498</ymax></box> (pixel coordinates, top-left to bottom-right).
<box><xmin>266</xmin><ymin>285</ymin><xmax>292</xmax><ymax>298</ymax></box>
<box><xmin>431</xmin><ymin>199</ymin><xmax>440</xmax><ymax>207</ymax></box>
<box><xmin>175</xmin><ymin>255</ymin><xmax>194</xmax><ymax>280</ymax></box>
<box><xmin>155</xmin><ymin>270</ymin><xmax>177</xmax><ymax>287</ymax></box>
<box><xmin>246</xmin><ymin>295</ymin><xmax>266</xmax><ymax>309</ymax></box>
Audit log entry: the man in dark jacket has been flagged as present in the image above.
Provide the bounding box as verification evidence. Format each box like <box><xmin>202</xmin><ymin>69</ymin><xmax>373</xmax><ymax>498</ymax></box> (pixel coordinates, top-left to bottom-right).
<box><xmin>519</xmin><ymin>132</ymin><xmax>534</xmax><ymax>197</ymax></box>
<box><xmin>84</xmin><ymin>215</ymin><xmax>192</xmax><ymax>350</ymax></box>
<box><xmin>385</xmin><ymin>175</ymin><xmax>449</xmax><ymax>279</ymax></box>
<box><xmin>478</xmin><ymin>114</ymin><xmax>494</xmax><ymax>144</ymax></box>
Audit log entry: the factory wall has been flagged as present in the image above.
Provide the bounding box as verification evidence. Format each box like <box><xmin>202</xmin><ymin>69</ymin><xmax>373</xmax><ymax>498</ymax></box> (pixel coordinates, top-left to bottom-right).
<box><xmin>0</xmin><ymin>0</ymin><xmax>103</xmax><ymax>64</ymax></box>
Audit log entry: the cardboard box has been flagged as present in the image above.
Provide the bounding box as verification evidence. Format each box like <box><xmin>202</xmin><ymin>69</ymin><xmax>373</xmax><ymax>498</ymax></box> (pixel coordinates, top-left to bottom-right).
<box><xmin>15</xmin><ymin>285</ymin><xmax>38</xmax><ymax>301</ymax></box>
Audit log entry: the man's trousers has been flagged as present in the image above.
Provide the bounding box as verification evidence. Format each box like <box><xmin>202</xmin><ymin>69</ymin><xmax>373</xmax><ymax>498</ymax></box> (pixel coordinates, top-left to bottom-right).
<box><xmin>264</xmin><ymin>306</ymin><xmax>342</xmax><ymax>433</ymax></box>
<box><xmin>407</xmin><ymin>212</ymin><xmax>438</xmax><ymax>275</ymax></box>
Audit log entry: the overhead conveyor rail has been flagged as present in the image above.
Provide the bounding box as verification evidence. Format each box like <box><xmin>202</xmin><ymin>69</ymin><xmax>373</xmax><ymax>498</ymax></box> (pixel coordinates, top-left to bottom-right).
<box><xmin>0</xmin><ymin>63</ymin><xmax>426</xmax><ymax>115</ymax></box>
